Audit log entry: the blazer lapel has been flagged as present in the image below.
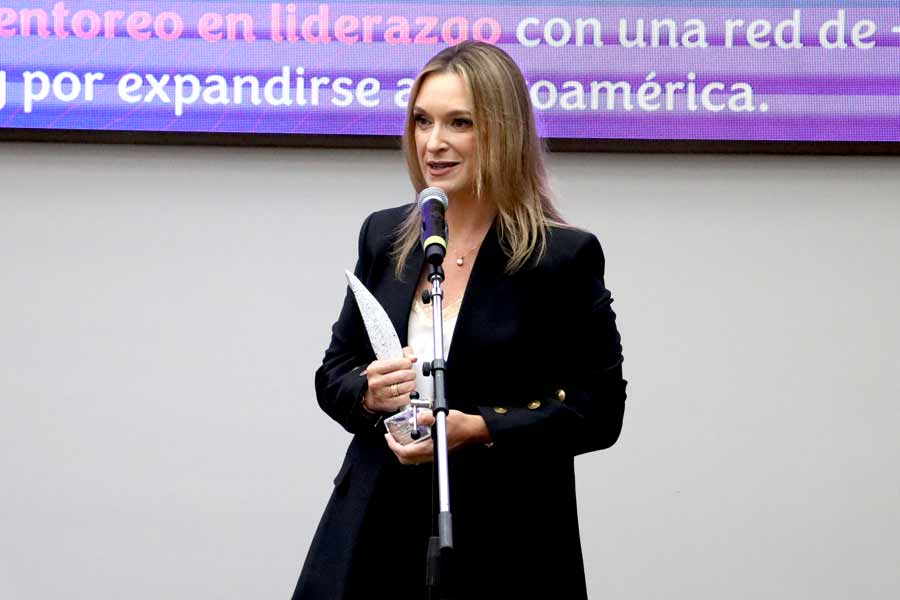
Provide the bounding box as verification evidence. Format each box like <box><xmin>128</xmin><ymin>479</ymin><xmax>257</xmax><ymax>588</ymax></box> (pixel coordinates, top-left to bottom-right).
<box><xmin>446</xmin><ymin>225</ymin><xmax>505</xmax><ymax>364</ymax></box>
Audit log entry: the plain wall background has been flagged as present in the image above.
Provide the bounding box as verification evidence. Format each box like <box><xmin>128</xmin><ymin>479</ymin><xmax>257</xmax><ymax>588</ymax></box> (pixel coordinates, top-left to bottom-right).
<box><xmin>1</xmin><ymin>142</ymin><xmax>898</xmax><ymax>599</ymax></box>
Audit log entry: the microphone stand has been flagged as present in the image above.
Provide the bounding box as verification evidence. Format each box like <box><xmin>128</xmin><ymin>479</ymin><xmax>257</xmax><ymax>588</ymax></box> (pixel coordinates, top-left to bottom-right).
<box><xmin>420</xmin><ymin>260</ymin><xmax>455</xmax><ymax>600</ymax></box>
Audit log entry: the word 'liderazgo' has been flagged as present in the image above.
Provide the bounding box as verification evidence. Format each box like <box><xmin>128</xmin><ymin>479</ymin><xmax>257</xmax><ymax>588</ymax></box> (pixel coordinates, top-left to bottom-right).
<box><xmin>269</xmin><ymin>3</ymin><xmax>501</xmax><ymax>45</ymax></box>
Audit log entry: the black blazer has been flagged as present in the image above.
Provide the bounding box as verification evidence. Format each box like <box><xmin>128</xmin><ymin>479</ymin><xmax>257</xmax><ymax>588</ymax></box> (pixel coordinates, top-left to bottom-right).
<box><xmin>293</xmin><ymin>205</ymin><xmax>626</xmax><ymax>600</ymax></box>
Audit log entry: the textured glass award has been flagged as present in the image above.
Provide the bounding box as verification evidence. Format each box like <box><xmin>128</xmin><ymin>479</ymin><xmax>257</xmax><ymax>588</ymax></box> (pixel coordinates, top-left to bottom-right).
<box><xmin>345</xmin><ymin>270</ymin><xmax>430</xmax><ymax>445</ymax></box>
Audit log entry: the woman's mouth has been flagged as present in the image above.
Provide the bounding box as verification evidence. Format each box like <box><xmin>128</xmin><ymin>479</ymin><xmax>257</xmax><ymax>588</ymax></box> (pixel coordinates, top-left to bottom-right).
<box><xmin>427</xmin><ymin>160</ymin><xmax>459</xmax><ymax>177</ymax></box>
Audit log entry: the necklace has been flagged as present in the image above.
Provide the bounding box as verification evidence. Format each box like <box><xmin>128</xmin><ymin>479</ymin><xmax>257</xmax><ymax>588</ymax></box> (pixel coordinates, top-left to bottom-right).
<box><xmin>448</xmin><ymin>239</ymin><xmax>482</xmax><ymax>267</ymax></box>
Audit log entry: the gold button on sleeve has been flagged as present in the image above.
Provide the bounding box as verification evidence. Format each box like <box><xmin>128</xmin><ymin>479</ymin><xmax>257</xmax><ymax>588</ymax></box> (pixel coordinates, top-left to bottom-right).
<box><xmin>527</xmin><ymin>401</ymin><xmax>541</xmax><ymax>410</ymax></box>
<box><xmin>493</xmin><ymin>407</ymin><xmax>508</xmax><ymax>415</ymax></box>
<box><xmin>556</xmin><ymin>389</ymin><xmax>566</xmax><ymax>402</ymax></box>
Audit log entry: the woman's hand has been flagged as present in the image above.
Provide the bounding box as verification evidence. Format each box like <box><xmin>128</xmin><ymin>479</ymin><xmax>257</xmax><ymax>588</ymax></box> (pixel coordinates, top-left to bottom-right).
<box><xmin>385</xmin><ymin>410</ymin><xmax>491</xmax><ymax>465</ymax></box>
<box><xmin>362</xmin><ymin>346</ymin><xmax>417</xmax><ymax>413</ymax></box>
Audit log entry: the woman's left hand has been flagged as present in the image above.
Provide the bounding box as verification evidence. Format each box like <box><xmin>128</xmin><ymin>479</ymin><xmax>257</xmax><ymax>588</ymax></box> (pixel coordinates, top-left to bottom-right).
<box><xmin>385</xmin><ymin>410</ymin><xmax>491</xmax><ymax>465</ymax></box>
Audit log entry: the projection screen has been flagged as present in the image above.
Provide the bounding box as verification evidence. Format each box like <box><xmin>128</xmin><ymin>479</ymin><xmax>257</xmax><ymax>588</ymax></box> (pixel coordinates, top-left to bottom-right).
<box><xmin>1</xmin><ymin>1</ymin><xmax>898</xmax><ymax>148</ymax></box>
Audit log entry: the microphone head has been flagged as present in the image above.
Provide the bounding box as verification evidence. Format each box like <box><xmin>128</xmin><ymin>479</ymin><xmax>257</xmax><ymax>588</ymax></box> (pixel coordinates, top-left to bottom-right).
<box><xmin>418</xmin><ymin>187</ymin><xmax>449</xmax><ymax>266</ymax></box>
<box><xmin>417</xmin><ymin>187</ymin><xmax>449</xmax><ymax>210</ymax></box>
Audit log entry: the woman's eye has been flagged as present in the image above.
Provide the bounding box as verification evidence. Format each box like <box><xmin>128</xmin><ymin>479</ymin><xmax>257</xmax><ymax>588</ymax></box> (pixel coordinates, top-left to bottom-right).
<box><xmin>452</xmin><ymin>118</ymin><xmax>473</xmax><ymax>129</ymax></box>
<box><xmin>414</xmin><ymin>115</ymin><xmax>431</xmax><ymax>127</ymax></box>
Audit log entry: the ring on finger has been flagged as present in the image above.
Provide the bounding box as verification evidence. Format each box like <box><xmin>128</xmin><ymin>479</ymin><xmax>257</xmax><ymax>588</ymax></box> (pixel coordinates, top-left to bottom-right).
<box><xmin>391</xmin><ymin>383</ymin><xmax>399</xmax><ymax>397</ymax></box>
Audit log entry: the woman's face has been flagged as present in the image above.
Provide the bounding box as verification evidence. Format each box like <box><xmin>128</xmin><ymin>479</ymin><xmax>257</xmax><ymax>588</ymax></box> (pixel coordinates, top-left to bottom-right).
<box><xmin>413</xmin><ymin>72</ymin><xmax>477</xmax><ymax>200</ymax></box>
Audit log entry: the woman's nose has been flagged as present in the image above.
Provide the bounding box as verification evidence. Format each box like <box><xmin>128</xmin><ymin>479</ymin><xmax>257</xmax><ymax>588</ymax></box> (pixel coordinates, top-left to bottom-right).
<box><xmin>426</xmin><ymin>124</ymin><xmax>447</xmax><ymax>152</ymax></box>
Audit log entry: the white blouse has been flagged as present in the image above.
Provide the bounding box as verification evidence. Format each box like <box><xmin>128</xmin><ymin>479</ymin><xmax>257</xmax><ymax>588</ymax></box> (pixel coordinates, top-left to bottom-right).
<box><xmin>406</xmin><ymin>295</ymin><xmax>462</xmax><ymax>403</ymax></box>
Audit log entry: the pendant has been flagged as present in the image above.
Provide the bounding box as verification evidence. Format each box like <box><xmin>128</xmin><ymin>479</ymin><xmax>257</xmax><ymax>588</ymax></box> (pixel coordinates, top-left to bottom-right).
<box><xmin>456</xmin><ymin>257</ymin><xmax>464</xmax><ymax>267</ymax></box>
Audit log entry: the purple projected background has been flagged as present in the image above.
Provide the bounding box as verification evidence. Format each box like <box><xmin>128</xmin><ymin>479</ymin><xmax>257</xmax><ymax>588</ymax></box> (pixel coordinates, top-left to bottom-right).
<box><xmin>1</xmin><ymin>1</ymin><xmax>899</xmax><ymax>142</ymax></box>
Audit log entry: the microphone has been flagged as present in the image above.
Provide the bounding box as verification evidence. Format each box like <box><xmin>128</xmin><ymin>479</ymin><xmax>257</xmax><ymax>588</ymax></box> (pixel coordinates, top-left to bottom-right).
<box><xmin>418</xmin><ymin>187</ymin><xmax>449</xmax><ymax>266</ymax></box>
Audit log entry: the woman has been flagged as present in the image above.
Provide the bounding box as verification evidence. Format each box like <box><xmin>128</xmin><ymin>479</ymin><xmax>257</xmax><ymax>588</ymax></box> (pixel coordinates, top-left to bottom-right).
<box><xmin>292</xmin><ymin>41</ymin><xmax>626</xmax><ymax>600</ymax></box>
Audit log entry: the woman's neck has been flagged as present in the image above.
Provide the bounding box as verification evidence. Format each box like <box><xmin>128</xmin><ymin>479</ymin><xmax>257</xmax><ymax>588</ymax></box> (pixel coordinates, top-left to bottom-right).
<box><xmin>445</xmin><ymin>194</ymin><xmax>496</xmax><ymax>240</ymax></box>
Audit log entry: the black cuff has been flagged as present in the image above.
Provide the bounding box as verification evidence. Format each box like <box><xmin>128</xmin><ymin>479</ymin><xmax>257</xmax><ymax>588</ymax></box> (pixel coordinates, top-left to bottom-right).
<box><xmin>354</xmin><ymin>396</ymin><xmax>384</xmax><ymax>429</ymax></box>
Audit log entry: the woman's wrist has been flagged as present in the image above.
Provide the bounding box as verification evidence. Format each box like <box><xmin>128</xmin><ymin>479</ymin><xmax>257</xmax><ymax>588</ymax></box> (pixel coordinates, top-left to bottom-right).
<box><xmin>467</xmin><ymin>414</ymin><xmax>492</xmax><ymax>445</ymax></box>
<box><xmin>360</xmin><ymin>390</ymin><xmax>376</xmax><ymax>414</ymax></box>
<box><xmin>356</xmin><ymin>392</ymin><xmax>383</xmax><ymax>427</ymax></box>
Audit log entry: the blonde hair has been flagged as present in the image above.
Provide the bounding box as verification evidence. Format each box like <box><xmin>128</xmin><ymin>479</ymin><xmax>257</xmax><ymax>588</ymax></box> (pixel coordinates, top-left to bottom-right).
<box><xmin>392</xmin><ymin>41</ymin><xmax>565</xmax><ymax>278</ymax></box>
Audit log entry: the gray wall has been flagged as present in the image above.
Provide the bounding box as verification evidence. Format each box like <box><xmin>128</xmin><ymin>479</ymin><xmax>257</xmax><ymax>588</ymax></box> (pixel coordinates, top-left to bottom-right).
<box><xmin>1</xmin><ymin>142</ymin><xmax>898</xmax><ymax>599</ymax></box>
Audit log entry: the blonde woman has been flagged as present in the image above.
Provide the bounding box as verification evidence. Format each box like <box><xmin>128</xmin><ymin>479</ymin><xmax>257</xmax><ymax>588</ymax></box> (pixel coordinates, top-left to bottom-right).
<box><xmin>292</xmin><ymin>41</ymin><xmax>626</xmax><ymax>600</ymax></box>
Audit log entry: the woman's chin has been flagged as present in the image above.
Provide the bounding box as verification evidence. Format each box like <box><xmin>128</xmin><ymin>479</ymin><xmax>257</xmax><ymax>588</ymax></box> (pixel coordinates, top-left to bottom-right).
<box><xmin>425</xmin><ymin>177</ymin><xmax>456</xmax><ymax>193</ymax></box>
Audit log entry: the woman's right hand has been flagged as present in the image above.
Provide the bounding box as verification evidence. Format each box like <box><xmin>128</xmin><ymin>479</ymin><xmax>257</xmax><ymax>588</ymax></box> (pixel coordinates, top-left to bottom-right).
<box><xmin>362</xmin><ymin>346</ymin><xmax>417</xmax><ymax>413</ymax></box>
